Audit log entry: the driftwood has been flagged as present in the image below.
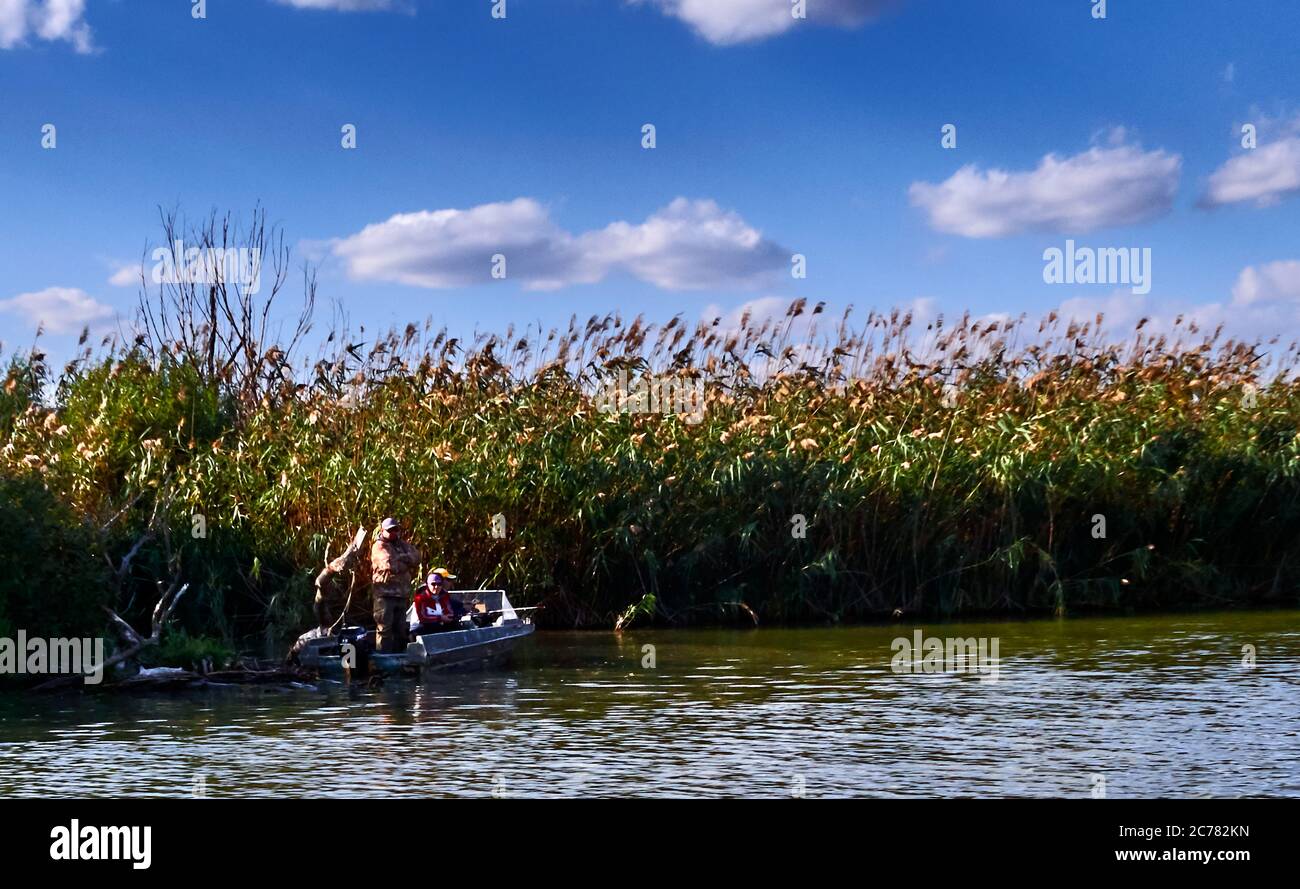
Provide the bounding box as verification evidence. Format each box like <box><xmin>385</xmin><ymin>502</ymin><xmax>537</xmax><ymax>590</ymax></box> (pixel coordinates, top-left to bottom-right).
<box><xmin>36</xmin><ymin>657</ymin><xmax>318</xmax><ymax>694</ymax></box>
<box><xmin>98</xmin><ymin>579</ymin><xmax>190</xmax><ymax>676</ymax></box>
<box><xmin>35</xmin><ymin>486</ymin><xmax>191</xmax><ymax>693</ymax></box>
<box><xmin>33</xmin><ymin>581</ymin><xmax>189</xmax><ymax>692</ymax></box>
<box><xmin>38</xmin><ymin>513</ymin><xmax>372</xmax><ymax>692</ymax></box>
<box><xmin>104</xmin><ymin>664</ymin><xmax>316</xmax><ymax>692</ymax></box>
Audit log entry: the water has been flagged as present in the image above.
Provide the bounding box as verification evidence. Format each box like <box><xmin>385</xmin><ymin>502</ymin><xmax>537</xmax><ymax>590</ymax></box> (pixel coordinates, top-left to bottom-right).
<box><xmin>1</xmin><ymin>611</ymin><xmax>1298</xmax><ymax>798</ymax></box>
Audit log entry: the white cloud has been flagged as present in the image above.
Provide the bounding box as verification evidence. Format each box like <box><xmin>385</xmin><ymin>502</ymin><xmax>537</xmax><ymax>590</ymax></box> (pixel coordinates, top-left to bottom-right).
<box><xmin>1201</xmin><ymin>137</ymin><xmax>1300</xmax><ymax>208</ymax></box>
<box><xmin>1055</xmin><ymin>290</ymin><xmax>1164</xmax><ymax>333</ymax></box>
<box><xmin>1052</xmin><ymin>258</ymin><xmax>1300</xmax><ymax>349</ymax></box>
<box><xmin>333</xmin><ymin>197</ymin><xmax>787</xmax><ymax>292</ymax></box>
<box><xmin>1052</xmin><ymin>289</ymin><xmax>1300</xmax><ymax>350</ymax></box>
<box><xmin>581</xmin><ymin>198</ymin><xmax>786</xmax><ymax>290</ymax></box>
<box><xmin>0</xmin><ymin>0</ymin><xmax>93</xmax><ymax>51</ymax></box>
<box><xmin>698</xmin><ymin>295</ymin><xmax>831</xmax><ymax>377</ymax></box>
<box><xmin>707</xmin><ymin>283</ymin><xmax>1299</xmax><ymax>378</ymax></box>
<box><xmin>107</xmin><ymin>262</ymin><xmax>144</xmax><ymax>288</ymax></box>
<box><xmin>631</xmin><ymin>0</ymin><xmax>893</xmax><ymax>45</ymax></box>
<box><xmin>909</xmin><ymin>140</ymin><xmax>1181</xmax><ymax>238</ymax></box>
<box><xmin>1231</xmin><ymin>260</ymin><xmax>1300</xmax><ymax>306</ymax></box>
<box><xmin>0</xmin><ymin>287</ymin><xmax>114</xmax><ymax>334</ymax></box>
<box><xmin>704</xmin><ymin>294</ymin><xmax>803</xmax><ymax>333</ymax></box>
<box><xmin>333</xmin><ymin>199</ymin><xmax>598</xmax><ymax>290</ymax></box>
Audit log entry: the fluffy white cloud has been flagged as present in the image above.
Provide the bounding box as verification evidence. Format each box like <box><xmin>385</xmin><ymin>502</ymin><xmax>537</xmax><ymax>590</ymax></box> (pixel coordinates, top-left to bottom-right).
<box><xmin>1202</xmin><ymin>138</ymin><xmax>1300</xmax><ymax>208</ymax></box>
<box><xmin>0</xmin><ymin>287</ymin><xmax>114</xmax><ymax>334</ymax></box>
<box><xmin>580</xmin><ymin>198</ymin><xmax>786</xmax><ymax>290</ymax></box>
<box><xmin>333</xmin><ymin>199</ymin><xmax>599</xmax><ymax>290</ymax></box>
<box><xmin>1052</xmin><ymin>258</ymin><xmax>1300</xmax><ymax>349</ymax></box>
<box><xmin>333</xmin><ymin>197</ymin><xmax>787</xmax><ymax>291</ymax></box>
<box><xmin>909</xmin><ymin>141</ymin><xmax>1181</xmax><ymax>238</ymax></box>
<box><xmin>631</xmin><ymin>0</ymin><xmax>893</xmax><ymax>45</ymax></box>
<box><xmin>1231</xmin><ymin>260</ymin><xmax>1300</xmax><ymax>306</ymax></box>
<box><xmin>0</xmin><ymin>0</ymin><xmax>92</xmax><ymax>51</ymax></box>
<box><xmin>107</xmin><ymin>262</ymin><xmax>143</xmax><ymax>288</ymax></box>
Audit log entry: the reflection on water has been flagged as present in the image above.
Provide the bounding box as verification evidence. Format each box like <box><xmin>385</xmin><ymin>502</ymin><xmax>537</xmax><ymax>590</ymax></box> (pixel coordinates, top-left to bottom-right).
<box><xmin>1</xmin><ymin>611</ymin><xmax>1298</xmax><ymax>798</ymax></box>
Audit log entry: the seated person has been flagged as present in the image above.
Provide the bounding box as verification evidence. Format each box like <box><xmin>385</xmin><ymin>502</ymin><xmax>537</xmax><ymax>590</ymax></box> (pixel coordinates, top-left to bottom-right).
<box><xmin>410</xmin><ymin>569</ymin><xmax>461</xmax><ymax>635</ymax></box>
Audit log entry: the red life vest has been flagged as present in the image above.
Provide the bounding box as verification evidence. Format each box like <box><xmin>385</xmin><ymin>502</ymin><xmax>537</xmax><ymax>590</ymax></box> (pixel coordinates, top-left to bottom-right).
<box><xmin>414</xmin><ymin>589</ymin><xmax>454</xmax><ymax>624</ymax></box>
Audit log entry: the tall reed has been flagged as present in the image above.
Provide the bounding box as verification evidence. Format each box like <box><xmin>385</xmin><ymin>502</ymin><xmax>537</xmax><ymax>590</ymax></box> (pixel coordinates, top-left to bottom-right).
<box><xmin>2</xmin><ymin>299</ymin><xmax>1297</xmax><ymax>638</ymax></box>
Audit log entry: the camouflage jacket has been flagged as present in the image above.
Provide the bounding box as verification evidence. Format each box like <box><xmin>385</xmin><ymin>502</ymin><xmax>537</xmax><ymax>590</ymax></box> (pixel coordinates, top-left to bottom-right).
<box><xmin>370</xmin><ymin>535</ymin><xmax>420</xmax><ymax>595</ymax></box>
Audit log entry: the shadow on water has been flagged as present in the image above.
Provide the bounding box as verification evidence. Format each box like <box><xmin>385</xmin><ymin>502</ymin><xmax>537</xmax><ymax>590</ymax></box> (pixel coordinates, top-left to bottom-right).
<box><xmin>0</xmin><ymin>610</ymin><xmax>1297</xmax><ymax>798</ymax></box>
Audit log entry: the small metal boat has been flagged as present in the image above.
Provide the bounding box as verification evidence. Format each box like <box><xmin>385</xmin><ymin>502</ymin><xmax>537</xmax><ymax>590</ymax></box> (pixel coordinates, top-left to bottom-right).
<box><xmin>295</xmin><ymin>590</ymin><xmax>535</xmax><ymax>678</ymax></box>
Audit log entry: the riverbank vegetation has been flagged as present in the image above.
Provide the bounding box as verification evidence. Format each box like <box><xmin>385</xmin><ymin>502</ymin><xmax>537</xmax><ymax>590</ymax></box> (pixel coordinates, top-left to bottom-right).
<box><xmin>2</xmin><ymin>212</ymin><xmax>1298</xmax><ymax>651</ymax></box>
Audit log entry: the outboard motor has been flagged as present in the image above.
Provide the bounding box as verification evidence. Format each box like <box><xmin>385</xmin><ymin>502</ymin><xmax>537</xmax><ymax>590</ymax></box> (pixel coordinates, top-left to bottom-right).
<box><xmin>334</xmin><ymin>625</ymin><xmax>373</xmax><ymax>671</ymax></box>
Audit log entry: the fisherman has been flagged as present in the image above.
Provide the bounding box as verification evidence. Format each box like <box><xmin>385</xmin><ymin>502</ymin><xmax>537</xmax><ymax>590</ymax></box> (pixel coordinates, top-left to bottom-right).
<box><xmin>286</xmin><ymin>525</ymin><xmax>369</xmax><ymax>664</ymax></box>
<box><xmin>410</xmin><ymin>569</ymin><xmax>460</xmax><ymax>635</ymax></box>
<box><xmin>370</xmin><ymin>517</ymin><xmax>421</xmax><ymax>653</ymax></box>
<box><xmin>313</xmin><ymin>525</ymin><xmax>368</xmax><ymax>632</ymax></box>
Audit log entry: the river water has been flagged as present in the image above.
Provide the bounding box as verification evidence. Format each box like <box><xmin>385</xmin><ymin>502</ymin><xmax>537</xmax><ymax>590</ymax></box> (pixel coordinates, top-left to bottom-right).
<box><xmin>1</xmin><ymin>610</ymin><xmax>1297</xmax><ymax>798</ymax></box>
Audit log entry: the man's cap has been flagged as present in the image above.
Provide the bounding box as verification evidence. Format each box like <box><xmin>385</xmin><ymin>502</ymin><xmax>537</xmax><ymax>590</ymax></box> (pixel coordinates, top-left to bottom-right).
<box><xmin>380</xmin><ymin>517</ymin><xmax>401</xmax><ymax>531</ymax></box>
<box><xmin>429</xmin><ymin>567</ymin><xmax>457</xmax><ymax>580</ymax></box>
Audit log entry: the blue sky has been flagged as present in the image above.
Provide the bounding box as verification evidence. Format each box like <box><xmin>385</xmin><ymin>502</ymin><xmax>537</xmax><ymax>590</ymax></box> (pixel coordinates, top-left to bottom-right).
<box><xmin>2</xmin><ymin>0</ymin><xmax>1299</xmax><ymax>361</ymax></box>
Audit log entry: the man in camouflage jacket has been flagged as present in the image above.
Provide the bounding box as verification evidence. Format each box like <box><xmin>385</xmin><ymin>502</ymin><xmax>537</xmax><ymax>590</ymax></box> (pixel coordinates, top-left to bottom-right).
<box><xmin>370</xmin><ymin>517</ymin><xmax>421</xmax><ymax>652</ymax></box>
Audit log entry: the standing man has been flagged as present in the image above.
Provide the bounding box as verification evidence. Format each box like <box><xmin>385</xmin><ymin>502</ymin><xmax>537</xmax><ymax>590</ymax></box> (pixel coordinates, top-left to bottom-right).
<box><xmin>370</xmin><ymin>517</ymin><xmax>421</xmax><ymax>653</ymax></box>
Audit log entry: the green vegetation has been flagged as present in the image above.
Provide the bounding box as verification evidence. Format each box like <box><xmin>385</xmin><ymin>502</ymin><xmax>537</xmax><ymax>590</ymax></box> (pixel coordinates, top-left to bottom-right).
<box><xmin>4</xmin><ymin>304</ymin><xmax>1298</xmax><ymax>641</ymax></box>
<box><xmin>142</xmin><ymin>629</ymin><xmax>237</xmax><ymax>672</ymax></box>
<box><xmin>0</xmin><ymin>473</ymin><xmax>110</xmax><ymax>641</ymax></box>
<box><xmin>1</xmin><ymin>214</ymin><xmax>1297</xmax><ymax>644</ymax></box>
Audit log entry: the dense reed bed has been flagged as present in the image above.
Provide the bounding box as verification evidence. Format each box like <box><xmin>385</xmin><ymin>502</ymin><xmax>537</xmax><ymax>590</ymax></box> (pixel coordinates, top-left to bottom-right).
<box><xmin>3</xmin><ymin>289</ymin><xmax>1298</xmax><ymax>645</ymax></box>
